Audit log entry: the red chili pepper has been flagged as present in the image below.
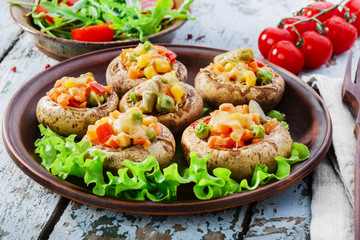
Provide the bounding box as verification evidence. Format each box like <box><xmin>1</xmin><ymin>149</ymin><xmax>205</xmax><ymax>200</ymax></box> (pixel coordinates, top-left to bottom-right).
<box><xmin>71</xmin><ymin>23</ymin><xmax>114</xmax><ymax>42</ymax></box>
<box><xmin>203</xmin><ymin>117</ymin><xmax>211</xmax><ymax>124</ymax></box>
<box><xmin>96</xmin><ymin>123</ymin><xmax>114</xmax><ymax>144</ymax></box>
<box><xmin>36</xmin><ymin>5</ymin><xmax>54</xmax><ymax>24</ymax></box>
<box><xmin>45</xmin><ymin>64</ymin><xmax>51</xmax><ymax>69</ymax></box>
<box><xmin>11</xmin><ymin>66</ymin><xmax>16</xmax><ymax>72</ymax></box>
<box><xmin>89</xmin><ymin>82</ymin><xmax>106</xmax><ymax>95</ymax></box>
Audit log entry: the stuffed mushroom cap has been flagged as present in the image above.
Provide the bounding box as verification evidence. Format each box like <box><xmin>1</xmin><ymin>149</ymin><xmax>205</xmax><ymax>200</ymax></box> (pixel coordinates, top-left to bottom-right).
<box><xmin>83</xmin><ymin>109</ymin><xmax>175</xmax><ymax>172</ymax></box>
<box><xmin>195</xmin><ymin>48</ymin><xmax>285</xmax><ymax>112</ymax></box>
<box><xmin>106</xmin><ymin>42</ymin><xmax>187</xmax><ymax>97</ymax></box>
<box><xmin>181</xmin><ymin>103</ymin><xmax>293</xmax><ymax>181</ymax></box>
<box><xmin>119</xmin><ymin>76</ymin><xmax>203</xmax><ymax>135</ymax></box>
<box><xmin>36</xmin><ymin>73</ymin><xmax>119</xmax><ymax>138</ymax></box>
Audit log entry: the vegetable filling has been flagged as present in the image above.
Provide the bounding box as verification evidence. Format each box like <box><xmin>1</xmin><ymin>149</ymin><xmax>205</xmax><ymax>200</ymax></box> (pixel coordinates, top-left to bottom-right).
<box><xmin>86</xmin><ymin>108</ymin><xmax>161</xmax><ymax>149</ymax></box>
<box><xmin>193</xmin><ymin>101</ymin><xmax>281</xmax><ymax>149</ymax></box>
<box><xmin>47</xmin><ymin>72</ymin><xmax>112</xmax><ymax>108</ymax></box>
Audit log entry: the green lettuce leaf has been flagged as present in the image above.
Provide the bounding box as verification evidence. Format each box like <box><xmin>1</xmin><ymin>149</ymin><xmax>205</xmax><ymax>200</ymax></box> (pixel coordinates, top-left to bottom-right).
<box><xmin>35</xmin><ymin>125</ymin><xmax>310</xmax><ymax>201</ymax></box>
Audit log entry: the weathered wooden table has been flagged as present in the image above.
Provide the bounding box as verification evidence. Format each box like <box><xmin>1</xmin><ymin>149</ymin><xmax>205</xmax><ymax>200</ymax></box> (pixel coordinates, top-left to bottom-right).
<box><xmin>0</xmin><ymin>0</ymin><xmax>356</xmax><ymax>239</ymax></box>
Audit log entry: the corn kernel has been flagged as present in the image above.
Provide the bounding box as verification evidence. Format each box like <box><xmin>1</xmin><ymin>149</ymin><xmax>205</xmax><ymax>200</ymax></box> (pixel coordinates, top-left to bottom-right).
<box><xmin>170</xmin><ymin>84</ymin><xmax>184</xmax><ymax>103</ymax></box>
<box><xmin>109</xmin><ymin>110</ymin><xmax>121</xmax><ymax>119</ymax></box>
<box><xmin>126</xmin><ymin>107</ymin><xmax>142</xmax><ymax>114</ymax></box>
<box><xmin>224</xmin><ymin>63</ymin><xmax>235</xmax><ymax>72</ymax></box>
<box><xmin>97</xmin><ymin>117</ymin><xmax>109</xmax><ymax>125</ymax></box>
<box><xmin>144</xmin><ymin>65</ymin><xmax>158</xmax><ymax>79</ymax></box>
<box><xmin>137</xmin><ymin>54</ymin><xmax>151</xmax><ymax>69</ymax></box>
<box><xmin>245</xmin><ymin>71</ymin><xmax>257</xmax><ymax>87</ymax></box>
<box><xmin>154</xmin><ymin>58</ymin><xmax>171</xmax><ymax>73</ymax></box>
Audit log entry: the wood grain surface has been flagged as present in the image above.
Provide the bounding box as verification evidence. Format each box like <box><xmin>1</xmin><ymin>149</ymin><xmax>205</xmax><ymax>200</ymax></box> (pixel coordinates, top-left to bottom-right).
<box><xmin>0</xmin><ymin>0</ymin><xmax>354</xmax><ymax>239</ymax></box>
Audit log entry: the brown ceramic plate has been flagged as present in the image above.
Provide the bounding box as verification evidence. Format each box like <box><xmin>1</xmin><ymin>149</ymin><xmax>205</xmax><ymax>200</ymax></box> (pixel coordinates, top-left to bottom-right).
<box><xmin>2</xmin><ymin>44</ymin><xmax>332</xmax><ymax>215</ymax></box>
<box><xmin>10</xmin><ymin>0</ymin><xmax>187</xmax><ymax>60</ymax></box>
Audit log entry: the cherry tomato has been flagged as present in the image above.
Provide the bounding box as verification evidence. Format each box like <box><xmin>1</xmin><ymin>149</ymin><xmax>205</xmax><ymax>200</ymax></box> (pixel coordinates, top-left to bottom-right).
<box><xmin>71</xmin><ymin>23</ymin><xmax>114</xmax><ymax>42</ymax></box>
<box><xmin>302</xmin><ymin>2</ymin><xmax>340</xmax><ymax>22</ymax></box>
<box><xmin>324</xmin><ymin>16</ymin><xmax>357</xmax><ymax>54</ymax></box>
<box><xmin>282</xmin><ymin>16</ymin><xmax>317</xmax><ymax>40</ymax></box>
<box><xmin>343</xmin><ymin>0</ymin><xmax>360</xmax><ymax>33</ymax></box>
<box><xmin>268</xmin><ymin>40</ymin><xmax>305</xmax><ymax>74</ymax></box>
<box><xmin>300</xmin><ymin>31</ymin><xmax>333</xmax><ymax>68</ymax></box>
<box><xmin>258</xmin><ymin>27</ymin><xmax>294</xmax><ymax>59</ymax></box>
<box><xmin>36</xmin><ymin>5</ymin><xmax>54</xmax><ymax>24</ymax></box>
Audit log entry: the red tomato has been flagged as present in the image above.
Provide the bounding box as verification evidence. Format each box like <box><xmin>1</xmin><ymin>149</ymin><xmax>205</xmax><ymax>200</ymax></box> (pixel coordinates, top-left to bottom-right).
<box><xmin>268</xmin><ymin>40</ymin><xmax>305</xmax><ymax>74</ymax></box>
<box><xmin>60</xmin><ymin>0</ymin><xmax>78</xmax><ymax>6</ymax></box>
<box><xmin>282</xmin><ymin>16</ymin><xmax>317</xmax><ymax>40</ymax></box>
<box><xmin>258</xmin><ymin>27</ymin><xmax>294</xmax><ymax>59</ymax></box>
<box><xmin>36</xmin><ymin>5</ymin><xmax>54</xmax><ymax>24</ymax></box>
<box><xmin>324</xmin><ymin>16</ymin><xmax>357</xmax><ymax>54</ymax></box>
<box><xmin>343</xmin><ymin>0</ymin><xmax>360</xmax><ymax>33</ymax></box>
<box><xmin>300</xmin><ymin>31</ymin><xmax>333</xmax><ymax>68</ymax></box>
<box><xmin>302</xmin><ymin>2</ymin><xmax>340</xmax><ymax>22</ymax></box>
<box><xmin>71</xmin><ymin>23</ymin><xmax>114</xmax><ymax>42</ymax></box>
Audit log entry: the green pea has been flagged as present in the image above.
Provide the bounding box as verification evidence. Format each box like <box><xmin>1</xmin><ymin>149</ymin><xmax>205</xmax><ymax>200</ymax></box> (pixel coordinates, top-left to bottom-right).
<box><xmin>143</xmin><ymin>41</ymin><xmax>153</xmax><ymax>52</ymax></box>
<box><xmin>87</xmin><ymin>91</ymin><xmax>99</xmax><ymax>107</ymax></box>
<box><xmin>267</xmin><ymin>110</ymin><xmax>285</xmax><ymax>122</ymax></box>
<box><xmin>256</xmin><ymin>67</ymin><xmax>272</xmax><ymax>85</ymax></box>
<box><xmin>194</xmin><ymin>122</ymin><xmax>210</xmax><ymax>140</ymax></box>
<box><xmin>251</xmin><ymin>125</ymin><xmax>265</xmax><ymax>139</ymax></box>
<box><xmin>146</xmin><ymin>128</ymin><xmax>157</xmax><ymax>141</ymax></box>
<box><xmin>155</xmin><ymin>95</ymin><xmax>175</xmax><ymax>113</ymax></box>
<box><xmin>131</xmin><ymin>111</ymin><xmax>143</xmax><ymax>124</ymax></box>
<box><xmin>127</xmin><ymin>52</ymin><xmax>138</xmax><ymax>62</ymax></box>
<box><xmin>130</xmin><ymin>92</ymin><xmax>141</xmax><ymax>103</ymax></box>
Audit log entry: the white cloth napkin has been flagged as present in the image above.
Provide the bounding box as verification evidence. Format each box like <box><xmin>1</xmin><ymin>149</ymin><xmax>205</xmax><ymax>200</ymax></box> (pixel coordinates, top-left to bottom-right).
<box><xmin>303</xmin><ymin>75</ymin><xmax>354</xmax><ymax>239</ymax></box>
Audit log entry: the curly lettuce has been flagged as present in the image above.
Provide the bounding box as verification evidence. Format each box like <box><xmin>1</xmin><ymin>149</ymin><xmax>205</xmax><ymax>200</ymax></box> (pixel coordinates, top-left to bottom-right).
<box><xmin>35</xmin><ymin>125</ymin><xmax>310</xmax><ymax>201</ymax></box>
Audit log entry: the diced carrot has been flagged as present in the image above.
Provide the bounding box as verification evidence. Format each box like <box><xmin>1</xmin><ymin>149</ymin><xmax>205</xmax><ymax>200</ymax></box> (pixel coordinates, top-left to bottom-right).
<box><xmin>135</xmin><ymin>101</ymin><xmax>141</xmax><ymax>107</ymax></box>
<box><xmin>207</xmin><ymin>136</ymin><xmax>219</xmax><ymax>148</ymax></box>
<box><xmin>241</xmin><ymin>129</ymin><xmax>254</xmax><ymax>141</ymax></box>
<box><xmin>128</xmin><ymin>68</ymin><xmax>141</xmax><ymax>79</ymax></box>
<box><xmin>149</xmin><ymin>123</ymin><xmax>161</xmax><ymax>135</ymax></box>
<box><xmin>251</xmin><ymin>113</ymin><xmax>260</xmax><ymax>125</ymax></box>
<box><xmin>241</xmin><ymin>105</ymin><xmax>249</xmax><ymax>114</ymax></box>
<box><xmin>157</xmin><ymin>46</ymin><xmax>166</xmax><ymax>56</ymax></box>
<box><xmin>54</xmin><ymin>80</ymin><xmax>63</xmax><ymax>88</ymax></box>
<box><xmin>230</xmin><ymin>129</ymin><xmax>244</xmax><ymax>142</ymax></box>
<box><xmin>105</xmin><ymin>137</ymin><xmax>119</xmax><ymax>148</ymax></box>
<box><xmin>264</xmin><ymin>119</ymin><xmax>279</xmax><ymax>134</ymax></box>
<box><xmin>235</xmin><ymin>139</ymin><xmax>245</xmax><ymax>148</ymax></box>
<box><xmin>252</xmin><ymin>138</ymin><xmax>264</xmax><ymax>144</ymax></box>
<box><xmin>120</xmin><ymin>49</ymin><xmax>131</xmax><ymax>64</ymax></box>
<box><xmin>104</xmin><ymin>85</ymin><xmax>113</xmax><ymax>94</ymax></box>
<box><xmin>220</xmin><ymin>137</ymin><xmax>236</xmax><ymax>148</ymax></box>
<box><xmin>216</xmin><ymin>123</ymin><xmax>232</xmax><ymax>135</ymax></box>
<box><xmin>57</xmin><ymin>93</ymin><xmax>70</xmax><ymax>107</ymax></box>
<box><xmin>143</xmin><ymin>138</ymin><xmax>152</xmax><ymax>149</ymax></box>
<box><xmin>215</xmin><ymin>64</ymin><xmax>225</xmax><ymax>73</ymax></box>
<box><xmin>248</xmin><ymin>60</ymin><xmax>259</xmax><ymax>72</ymax></box>
<box><xmin>219</xmin><ymin>103</ymin><xmax>235</xmax><ymax>112</ymax></box>
<box><xmin>133</xmin><ymin>137</ymin><xmax>146</xmax><ymax>145</ymax></box>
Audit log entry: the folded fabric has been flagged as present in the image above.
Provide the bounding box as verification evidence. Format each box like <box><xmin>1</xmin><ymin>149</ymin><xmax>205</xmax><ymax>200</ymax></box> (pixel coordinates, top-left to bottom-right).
<box><xmin>303</xmin><ymin>75</ymin><xmax>355</xmax><ymax>239</ymax></box>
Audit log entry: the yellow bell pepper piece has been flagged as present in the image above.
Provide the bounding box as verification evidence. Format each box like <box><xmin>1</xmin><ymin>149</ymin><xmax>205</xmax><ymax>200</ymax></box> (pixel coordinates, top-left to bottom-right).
<box><xmin>144</xmin><ymin>65</ymin><xmax>158</xmax><ymax>79</ymax></box>
<box><xmin>154</xmin><ymin>58</ymin><xmax>171</xmax><ymax>73</ymax></box>
<box><xmin>170</xmin><ymin>84</ymin><xmax>184</xmax><ymax>103</ymax></box>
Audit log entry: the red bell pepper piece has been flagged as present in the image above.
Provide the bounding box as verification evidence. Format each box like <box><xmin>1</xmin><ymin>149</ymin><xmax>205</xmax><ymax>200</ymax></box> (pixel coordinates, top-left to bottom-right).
<box><xmin>165</xmin><ymin>50</ymin><xmax>177</xmax><ymax>64</ymax></box>
<box><xmin>96</xmin><ymin>123</ymin><xmax>114</xmax><ymax>144</ymax></box>
<box><xmin>190</xmin><ymin>123</ymin><xmax>197</xmax><ymax>129</ymax></box>
<box><xmin>203</xmin><ymin>117</ymin><xmax>211</xmax><ymax>124</ymax></box>
<box><xmin>250</xmin><ymin>58</ymin><xmax>267</xmax><ymax>68</ymax></box>
<box><xmin>89</xmin><ymin>82</ymin><xmax>106</xmax><ymax>95</ymax></box>
<box><xmin>71</xmin><ymin>23</ymin><xmax>114</xmax><ymax>42</ymax></box>
<box><xmin>36</xmin><ymin>5</ymin><xmax>54</xmax><ymax>24</ymax></box>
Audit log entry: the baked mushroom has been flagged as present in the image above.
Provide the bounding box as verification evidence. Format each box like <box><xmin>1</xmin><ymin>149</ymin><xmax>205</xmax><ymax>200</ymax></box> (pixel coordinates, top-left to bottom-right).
<box><xmin>84</xmin><ymin>108</ymin><xmax>175</xmax><ymax>172</ymax></box>
<box><xmin>119</xmin><ymin>74</ymin><xmax>203</xmax><ymax>135</ymax></box>
<box><xmin>36</xmin><ymin>72</ymin><xmax>119</xmax><ymax>138</ymax></box>
<box><xmin>195</xmin><ymin>48</ymin><xmax>285</xmax><ymax>112</ymax></box>
<box><xmin>181</xmin><ymin>101</ymin><xmax>292</xmax><ymax>181</ymax></box>
<box><xmin>106</xmin><ymin>42</ymin><xmax>187</xmax><ymax>97</ymax></box>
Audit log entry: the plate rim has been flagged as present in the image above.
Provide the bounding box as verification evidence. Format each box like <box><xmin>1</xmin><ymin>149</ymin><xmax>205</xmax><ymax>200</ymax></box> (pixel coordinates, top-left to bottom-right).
<box><xmin>2</xmin><ymin>44</ymin><xmax>333</xmax><ymax>215</ymax></box>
